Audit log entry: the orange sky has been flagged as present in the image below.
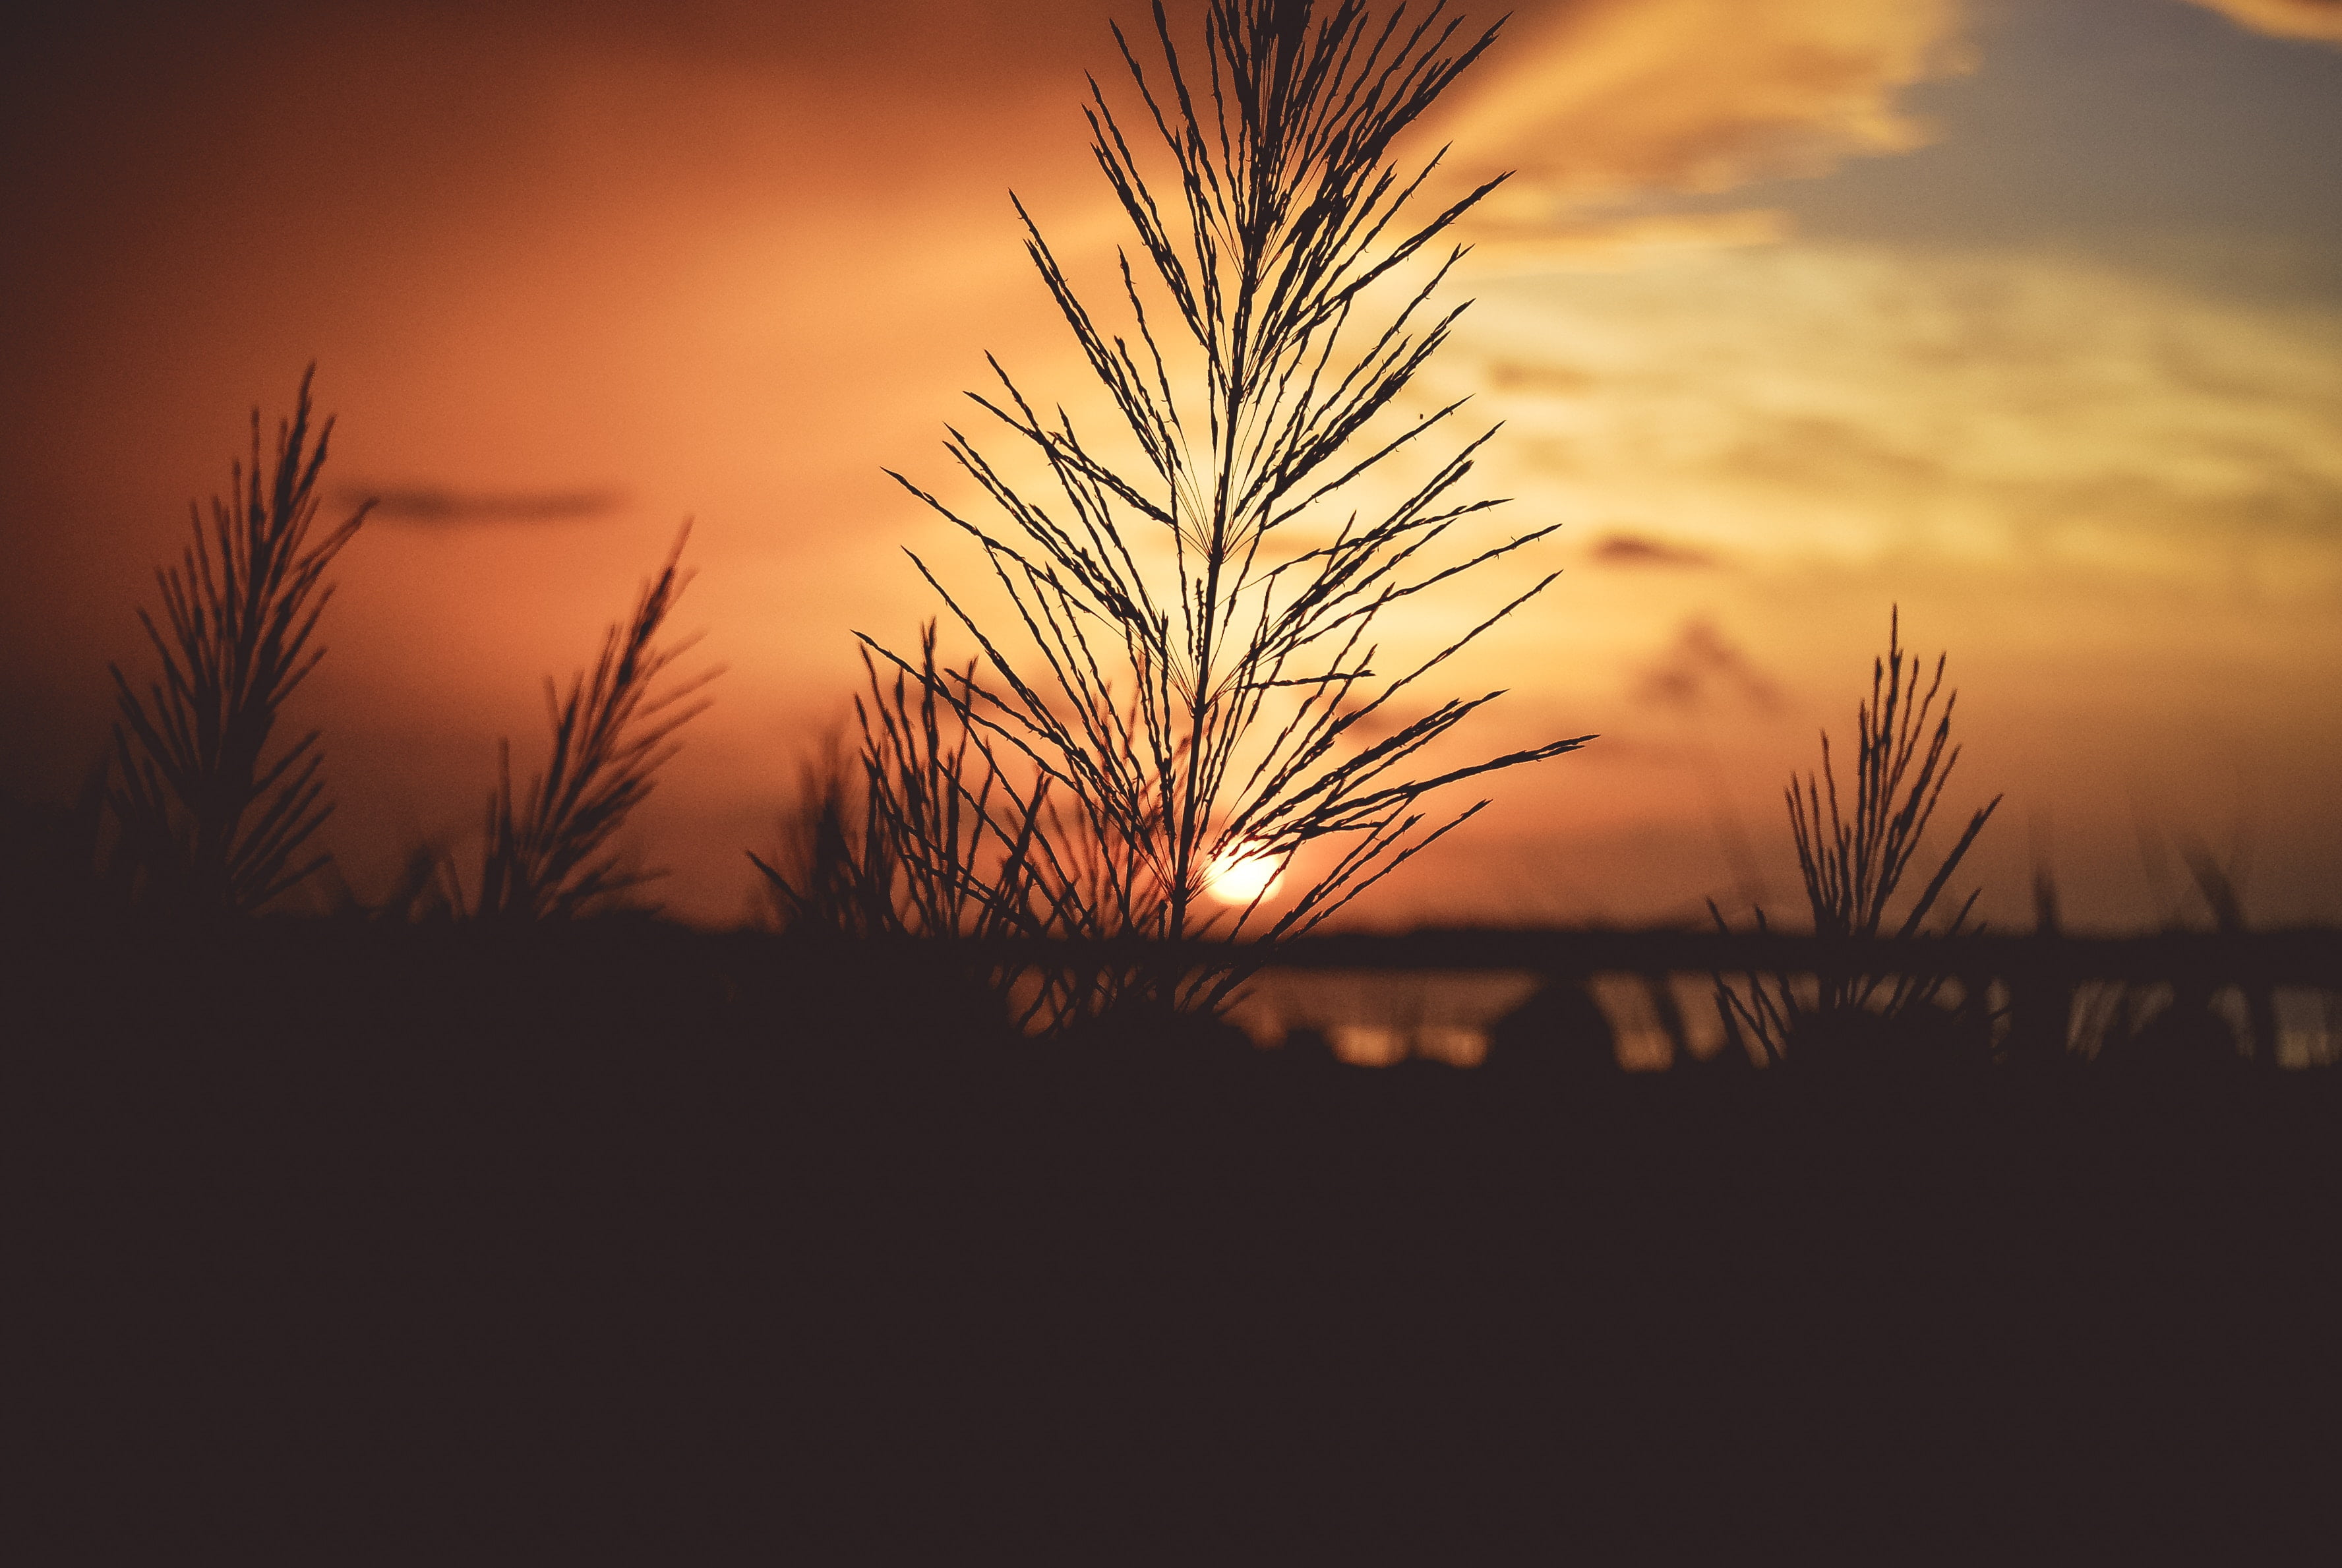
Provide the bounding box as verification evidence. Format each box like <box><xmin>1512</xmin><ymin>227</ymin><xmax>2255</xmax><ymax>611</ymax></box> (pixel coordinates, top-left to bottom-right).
<box><xmin>4</xmin><ymin>0</ymin><xmax>2337</xmax><ymax>930</ymax></box>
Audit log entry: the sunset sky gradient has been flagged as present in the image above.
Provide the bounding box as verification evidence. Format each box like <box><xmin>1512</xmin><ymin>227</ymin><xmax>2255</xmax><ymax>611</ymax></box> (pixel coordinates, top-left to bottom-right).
<box><xmin>5</xmin><ymin>0</ymin><xmax>2337</xmax><ymax>929</ymax></box>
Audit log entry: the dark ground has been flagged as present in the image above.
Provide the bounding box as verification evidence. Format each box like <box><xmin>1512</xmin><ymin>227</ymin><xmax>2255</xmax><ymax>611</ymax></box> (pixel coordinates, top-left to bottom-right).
<box><xmin>9</xmin><ymin>919</ymin><xmax>2341</xmax><ymax>1561</ymax></box>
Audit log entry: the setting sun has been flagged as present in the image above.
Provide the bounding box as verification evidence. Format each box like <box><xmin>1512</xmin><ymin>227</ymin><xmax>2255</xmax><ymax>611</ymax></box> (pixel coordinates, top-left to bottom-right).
<box><xmin>1205</xmin><ymin>843</ymin><xmax>1286</xmax><ymax>907</ymax></box>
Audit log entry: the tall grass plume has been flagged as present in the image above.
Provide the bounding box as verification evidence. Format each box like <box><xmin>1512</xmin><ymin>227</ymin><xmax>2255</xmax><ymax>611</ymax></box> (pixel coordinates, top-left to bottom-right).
<box><xmin>860</xmin><ymin>0</ymin><xmax>1590</xmax><ymax>1023</ymax></box>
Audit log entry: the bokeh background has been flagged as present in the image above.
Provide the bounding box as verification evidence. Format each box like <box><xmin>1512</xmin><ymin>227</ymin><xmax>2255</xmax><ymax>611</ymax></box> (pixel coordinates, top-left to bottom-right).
<box><xmin>5</xmin><ymin>0</ymin><xmax>2338</xmax><ymax>930</ymax></box>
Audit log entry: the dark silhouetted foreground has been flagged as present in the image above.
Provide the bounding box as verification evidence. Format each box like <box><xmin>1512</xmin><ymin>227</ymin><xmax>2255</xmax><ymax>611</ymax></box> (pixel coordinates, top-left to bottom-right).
<box><xmin>11</xmin><ymin>919</ymin><xmax>2341</xmax><ymax>1559</ymax></box>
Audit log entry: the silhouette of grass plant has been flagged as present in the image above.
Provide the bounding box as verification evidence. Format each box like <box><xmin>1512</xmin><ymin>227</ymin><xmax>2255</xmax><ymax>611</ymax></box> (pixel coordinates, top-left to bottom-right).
<box><xmin>756</xmin><ymin>626</ymin><xmax>1107</xmax><ymax>1028</ymax></box>
<box><xmin>862</xmin><ymin>0</ymin><xmax>1589</xmax><ymax>1021</ymax></box>
<box><xmin>758</xmin><ymin>626</ymin><xmax>1045</xmax><ymax>942</ymax></box>
<box><xmin>462</xmin><ymin>524</ymin><xmax>717</xmax><ymax>920</ymax></box>
<box><xmin>1715</xmin><ymin>609</ymin><xmax>2000</xmax><ymax>1064</ymax></box>
<box><xmin>756</xmin><ymin>733</ymin><xmax>895</xmax><ymax>940</ymax></box>
<box><xmin>105</xmin><ymin>367</ymin><xmax>372</xmax><ymax>914</ymax></box>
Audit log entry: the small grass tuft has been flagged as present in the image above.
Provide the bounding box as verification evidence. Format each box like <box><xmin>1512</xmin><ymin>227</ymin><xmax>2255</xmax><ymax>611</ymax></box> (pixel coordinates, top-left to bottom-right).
<box><xmin>1714</xmin><ymin>608</ymin><xmax>2001</xmax><ymax>1064</ymax></box>
<box><xmin>463</xmin><ymin>524</ymin><xmax>718</xmax><ymax>921</ymax></box>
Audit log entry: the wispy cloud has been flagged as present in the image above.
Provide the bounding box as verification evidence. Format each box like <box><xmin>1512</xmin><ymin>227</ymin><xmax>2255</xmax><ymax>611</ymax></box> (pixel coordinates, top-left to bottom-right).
<box><xmin>1632</xmin><ymin>619</ymin><xmax>1781</xmax><ymax>714</ymax></box>
<box><xmin>347</xmin><ymin>485</ymin><xmax>627</xmax><ymax>526</ymax></box>
<box><xmin>1423</xmin><ymin>243</ymin><xmax>2342</xmax><ymax>588</ymax></box>
<box><xmin>1589</xmin><ymin>533</ymin><xmax>1718</xmax><ymax>569</ymax></box>
<box><xmin>2182</xmin><ymin>0</ymin><xmax>2342</xmax><ymax>45</ymax></box>
<box><xmin>1445</xmin><ymin>0</ymin><xmax>1970</xmax><ymax>219</ymax></box>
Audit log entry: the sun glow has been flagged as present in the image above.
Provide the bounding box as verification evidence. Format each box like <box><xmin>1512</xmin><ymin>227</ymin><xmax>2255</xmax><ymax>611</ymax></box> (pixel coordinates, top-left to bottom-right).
<box><xmin>1205</xmin><ymin>842</ymin><xmax>1287</xmax><ymax>906</ymax></box>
